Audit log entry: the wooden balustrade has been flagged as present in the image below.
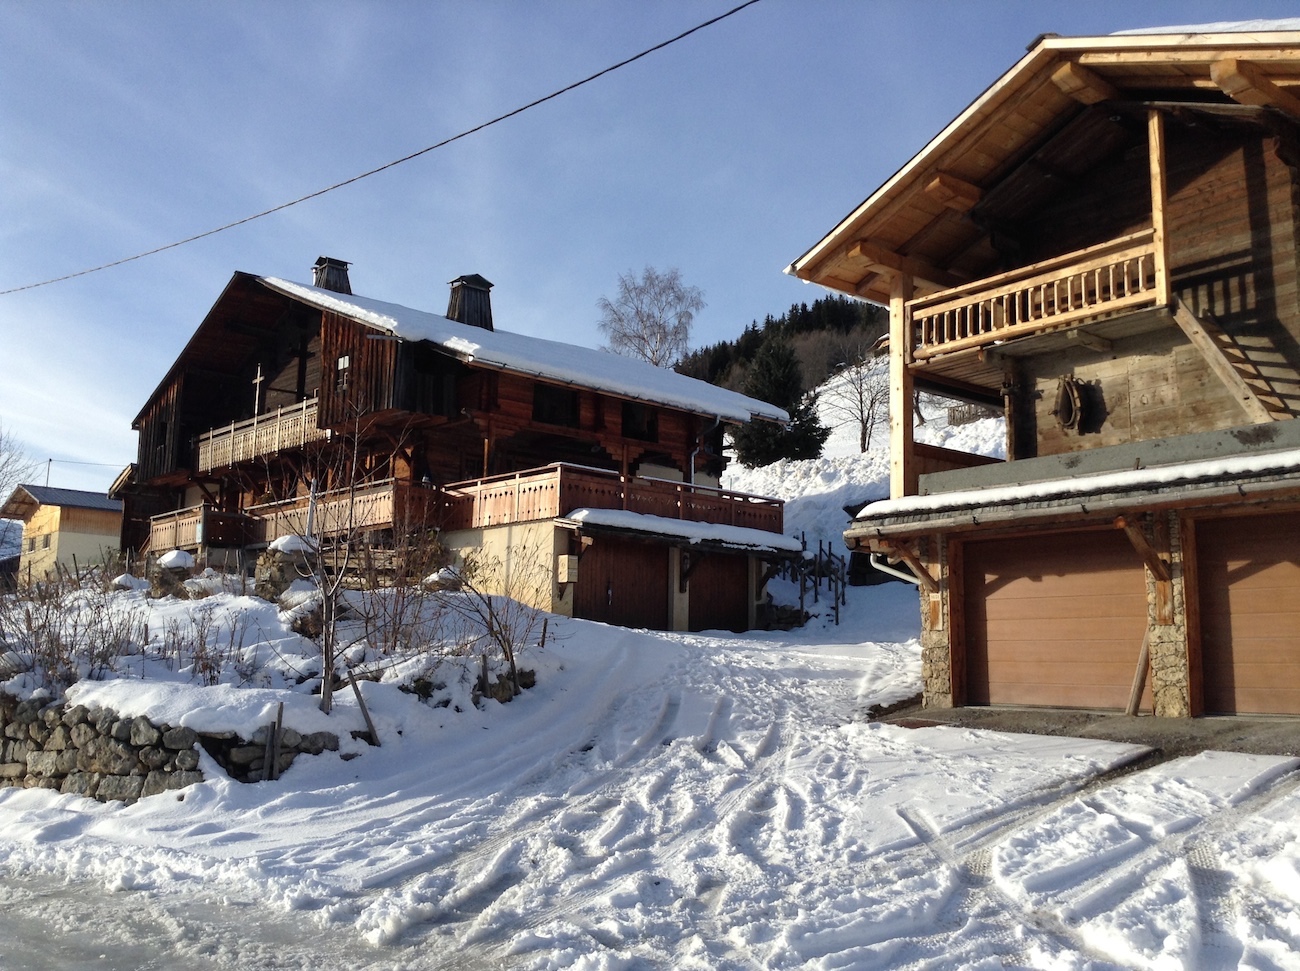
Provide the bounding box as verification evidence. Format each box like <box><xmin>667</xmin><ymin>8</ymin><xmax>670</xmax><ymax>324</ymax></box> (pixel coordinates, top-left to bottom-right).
<box><xmin>441</xmin><ymin>464</ymin><xmax>784</xmax><ymax>534</ymax></box>
<box><xmin>909</xmin><ymin>230</ymin><xmax>1163</xmax><ymax>360</ymax></box>
<box><xmin>196</xmin><ymin>398</ymin><xmax>328</xmax><ymax>473</ymax></box>
<box><xmin>147</xmin><ymin>506</ymin><xmax>254</xmax><ymax>552</ymax></box>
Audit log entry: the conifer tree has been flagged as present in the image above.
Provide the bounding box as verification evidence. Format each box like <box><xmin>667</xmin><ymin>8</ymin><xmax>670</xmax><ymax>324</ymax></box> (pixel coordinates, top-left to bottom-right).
<box><xmin>731</xmin><ymin>335</ymin><xmax>830</xmax><ymax>467</ymax></box>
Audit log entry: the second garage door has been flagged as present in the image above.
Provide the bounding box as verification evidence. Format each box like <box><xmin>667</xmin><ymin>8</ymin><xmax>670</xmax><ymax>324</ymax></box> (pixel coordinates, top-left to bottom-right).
<box><xmin>963</xmin><ymin>530</ymin><xmax>1149</xmax><ymax>709</ymax></box>
<box><xmin>1196</xmin><ymin>513</ymin><xmax>1300</xmax><ymax>715</ymax></box>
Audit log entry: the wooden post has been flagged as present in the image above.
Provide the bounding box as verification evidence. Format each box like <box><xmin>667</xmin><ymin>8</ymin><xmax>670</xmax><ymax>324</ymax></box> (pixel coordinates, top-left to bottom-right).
<box><xmin>1126</xmin><ymin>629</ymin><xmax>1151</xmax><ymax>716</ymax></box>
<box><xmin>1148</xmin><ymin>109</ymin><xmax>1170</xmax><ymax>307</ymax></box>
<box><xmin>889</xmin><ymin>273</ymin><xmax>916</xmax><ymax>498</ymax></box>
<box><xmin>347</xmin><ymin>669</ymin><xmax>380</xmax><ymax>746</ymax></box>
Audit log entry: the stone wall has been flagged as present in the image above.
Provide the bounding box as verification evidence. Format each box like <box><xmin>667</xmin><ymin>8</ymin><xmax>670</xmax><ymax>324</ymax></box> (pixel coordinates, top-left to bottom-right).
<box><xmin>0</xmin><ymin>694</ymin><xmax>338</xmax><ymax>803</ymax></box>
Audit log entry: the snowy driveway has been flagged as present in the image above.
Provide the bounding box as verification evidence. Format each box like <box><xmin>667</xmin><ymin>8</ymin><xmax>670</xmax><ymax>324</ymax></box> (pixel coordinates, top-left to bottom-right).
<box><xmin>1</xmin><ymin>589</ymin><xmax>1299</xmax><ymax>970</ymax></box>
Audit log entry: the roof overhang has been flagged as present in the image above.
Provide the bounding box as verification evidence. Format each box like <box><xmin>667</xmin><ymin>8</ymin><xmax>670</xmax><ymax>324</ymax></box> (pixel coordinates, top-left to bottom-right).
<box><xmin>787</xmin><ymin>25</ymin><xmax>1300</xmax><ymax>305</ymax></box>
<box><xmin>844</xmin><ymin>446</ymin><xmax>1300</xmax><ymax>544</ymax></box>
<box><xmin>558</xmin><ymin>508</ymin><xmax>803</xmax><ymax>558</ymax></box>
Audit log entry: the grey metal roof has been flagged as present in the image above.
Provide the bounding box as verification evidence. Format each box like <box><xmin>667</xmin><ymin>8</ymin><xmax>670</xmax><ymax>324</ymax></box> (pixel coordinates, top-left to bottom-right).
<box><xmin>0</xmin><ymin>485</ymin><xmax>123</xmax><ymax>521</ymax></box>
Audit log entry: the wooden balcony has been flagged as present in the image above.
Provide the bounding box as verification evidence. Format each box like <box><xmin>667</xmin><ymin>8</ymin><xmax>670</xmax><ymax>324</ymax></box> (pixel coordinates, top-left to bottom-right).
<box><xmin>909</xmin><ymin>230</ymin><xmax>1165</xmax><ymax>362</ymax></box>
<box><xmin>196</xmin><ymin>397</ymin><xmax>329</xmax><ymax>473</ymax></box>
<box><xmin>440</xmin><ymin>463</ymin><xmax>784</xmax><ymax>534</ymax></box>
<box><xmin>245</xmin><ymin>480</ymin><xmax>441</xmax><ymax>544</ymax></box>
<box><xmin>147</xmin><ymin>505</ymin><xmax>255</xmax><ymax>552</ymax></box>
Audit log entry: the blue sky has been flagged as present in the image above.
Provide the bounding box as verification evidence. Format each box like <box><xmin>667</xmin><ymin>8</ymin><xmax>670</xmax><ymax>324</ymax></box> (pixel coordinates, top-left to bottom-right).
<box><xmin>3</xmin><ymin>0</ymin><xmax>1297</xmax><ymax>492</ymax></box>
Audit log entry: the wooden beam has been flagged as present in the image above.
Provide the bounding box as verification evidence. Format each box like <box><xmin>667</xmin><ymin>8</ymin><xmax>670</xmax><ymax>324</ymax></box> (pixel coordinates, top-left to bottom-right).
<box><xmin>1210</xmin><ymin>58</ymin><xmax>1300</xmax><ymax>120</ymax></box>
<box><xmin>884</xmin><ymin>541</ymin><xmax>938</xmax><ymax>594</ymax></box>
<box><xmin>925</xmin><ymin>172</ymin><xmax>982</xmax><ymax>212</ymax></box>
<box><xmin>889</xmin><ymin>274</ymin><xmax>916</xmax><ymax>500</ymax></box>
<box><xmin>1052</xmin><ymin>61</ymin><xmax>1120</xmax><ymax>104</ymax></box>
<box><xmin>848</xmin><ymin>240</ymin><xmax>964</xmax><ymax>290</ymax></box>
<box><xmin>1148</xmin><ymin>109</ymin><xmax>1171</xmax><ymax>307</ymax></box>
<box><xmin>1115</xmin><ymin>516</ymin><xmax>1170</xmax><ymax>583</ymax></box>
<box><xmin>1170</xmin><ymin>298</ymin><xmax>1278</xmax><ymax>423</ymax></box>
<box><xmin>1067</xmin><ymin>329</ymin><xmax>1114</xmax><ymax>353</ymax></box>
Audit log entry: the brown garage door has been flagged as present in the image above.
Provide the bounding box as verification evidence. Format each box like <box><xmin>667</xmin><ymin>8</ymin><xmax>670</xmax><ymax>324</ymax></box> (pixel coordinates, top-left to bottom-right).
<box><xmin>573</xmin><ymin>537</ymin><xmax>670</xmax><ymax>630</ymax></box>
<box><xmin>688</xmin><ymin>553</ymin><xmax>749</xmax><ymax>633</ymax></box>
<box><xmin>964</xmin><ymin>530</ymin><xmax>1149</xmax><ymax>709</ymax></box>
<box><xmin>1196</xmin><ymin>513</ymin><xmax>1300</xmax><ymax>715</ymax></box>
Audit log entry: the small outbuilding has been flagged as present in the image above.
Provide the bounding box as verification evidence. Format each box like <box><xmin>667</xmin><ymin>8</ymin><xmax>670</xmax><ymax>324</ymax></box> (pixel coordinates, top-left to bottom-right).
<box><xmin>0</xmin><ymin>485</ymin><xmax>123</xmax><ymax>583</ymax></box>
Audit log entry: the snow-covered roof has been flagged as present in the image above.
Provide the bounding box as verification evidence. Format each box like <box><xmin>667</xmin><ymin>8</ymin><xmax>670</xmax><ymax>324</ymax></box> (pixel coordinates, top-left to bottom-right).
<box><xmin>1115</xmin><ymin>19</ymin><xmax>1300</xmax><ymax>35</ymax></box>
<box><xmin>259</xmin><ymin>278</ymin><xmax>788</xmax><ymax>426</ymax></box>
<box><xmin>561</xmin><ymin>507</ymin><xmax>803</xmax><ymax>554</ymax></box>
<box><xmin>849</xmin><ymin>447</ymin><xmax>1300</xmax><ymax>535</ymax></box>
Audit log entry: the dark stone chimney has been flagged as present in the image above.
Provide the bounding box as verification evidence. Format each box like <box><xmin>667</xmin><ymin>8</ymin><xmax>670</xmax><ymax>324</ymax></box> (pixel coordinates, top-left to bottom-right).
<box><xmin>446</xmin><ymin>274</ymin><xmax>494</xmax><ymax>331</ymax></box>
<box><xmin>312</xmin><ymin>256</ymin><xmax>352</xmax><ymax>294</ymax></box>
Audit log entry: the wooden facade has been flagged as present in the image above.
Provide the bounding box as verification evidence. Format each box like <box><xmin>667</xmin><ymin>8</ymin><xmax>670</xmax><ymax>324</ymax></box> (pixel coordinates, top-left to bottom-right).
<box><xmin>796</xmin><ymin>25</ymin><xmax>1300</xmax><ymax>716</ymax></box>
<box><xmin>124</xmin><ymin>266</ymin><xmax>788</xmax><ymax>632</ymax></box>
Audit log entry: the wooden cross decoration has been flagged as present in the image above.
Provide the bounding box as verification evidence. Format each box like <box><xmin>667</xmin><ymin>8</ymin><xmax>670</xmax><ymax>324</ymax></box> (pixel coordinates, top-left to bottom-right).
<box><xmin>252</xmin><ymin>364</ymin><xmax>265</xmax><ymax>414</ymax></box>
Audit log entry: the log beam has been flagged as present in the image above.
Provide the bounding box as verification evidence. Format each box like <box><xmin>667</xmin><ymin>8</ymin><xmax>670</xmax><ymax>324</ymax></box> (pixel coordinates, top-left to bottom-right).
<box><xmin>849</xmin><ymin>240</ymin><xmax>964</xmax><ymax>291</ymax></box>
<box><xmin>1052</xmin><ymin>61</ymin><xmax>1121</xmax><ymax>104</ymax></box>
<box><xmin>1211</xmin><ymin>58</ymin><xmax>1300</xmax><ymax>120</ymax></box>
<box><xmin>1170</xmin><ymin>297</ymin><xmax>1279</xmax><ymax>423</ymax></box>
<box><xmin>925</xmin><ymin>172</ymin><xmax>982</xmax><ymax>212</ymax></box>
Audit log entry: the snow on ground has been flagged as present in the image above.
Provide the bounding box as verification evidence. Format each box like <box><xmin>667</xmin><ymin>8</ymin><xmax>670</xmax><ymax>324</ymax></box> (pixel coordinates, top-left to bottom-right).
<box><xmin>2</xmin><ymin>383</ymin><xmax>1299</xmax><ymax>968</ymax></box>
<box><xmin>2</xmin><ymin>584</ymin><xmax>1299</xmax><ymax>969</ymax></box>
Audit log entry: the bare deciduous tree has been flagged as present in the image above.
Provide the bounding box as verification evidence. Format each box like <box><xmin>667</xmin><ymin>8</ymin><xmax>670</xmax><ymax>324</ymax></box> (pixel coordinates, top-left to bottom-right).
<box><xmin>597</xmin><ymin>266</ymin><xmax>704</xmax><ymax>367</ymax></box>
<box><xmin>0</xmin><ymin>421</ymin><xmax>36</xmax><ymax>504</ymax></box>
<box><xmin>824</xmin><ymin>355</ymin><xmax>890</xmax><ymax>453</ymax></box>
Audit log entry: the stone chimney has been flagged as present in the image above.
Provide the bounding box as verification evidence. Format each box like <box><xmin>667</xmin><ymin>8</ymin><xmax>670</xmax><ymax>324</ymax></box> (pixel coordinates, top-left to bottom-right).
<box><xmin>446</xmin><ymin>274</ymin><xmax>494</xmax><ymax>331</ymax></box>
<box><xmin>312</xmin><ymin>256</ymin><xmax>352</xmax><ymax>294</ymax></box>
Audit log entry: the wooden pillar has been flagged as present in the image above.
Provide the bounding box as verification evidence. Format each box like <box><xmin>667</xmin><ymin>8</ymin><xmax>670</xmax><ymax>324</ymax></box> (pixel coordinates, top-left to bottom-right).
<box><xmin>1148</xmin><ymin>108</ymin><xmax>1171</xmax><ymax>306</ymax></box>
<box><xmin>889</xmin><ymin>273</ymin><xmax>916</xmax><ymax>499</ymax></box>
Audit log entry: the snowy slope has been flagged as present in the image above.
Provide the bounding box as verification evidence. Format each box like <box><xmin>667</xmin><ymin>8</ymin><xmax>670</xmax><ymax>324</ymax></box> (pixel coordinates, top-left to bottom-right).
<box><xmin>723</xmin><ymin>370</ymin><xmax>1005</xmax><ymax>553</ymax></box>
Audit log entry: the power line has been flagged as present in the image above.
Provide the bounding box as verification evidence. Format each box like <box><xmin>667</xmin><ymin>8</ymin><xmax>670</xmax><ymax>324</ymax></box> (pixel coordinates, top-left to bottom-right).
<box><xmin>2</xmin><ymin>0</ymin><xmax>763</xmax><ymax>297</ymax></box>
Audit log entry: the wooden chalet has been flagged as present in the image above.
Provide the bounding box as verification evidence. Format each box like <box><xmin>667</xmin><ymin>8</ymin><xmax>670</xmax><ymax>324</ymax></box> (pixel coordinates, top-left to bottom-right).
<box><xmin>0</xmin><ymin>485</ymin><xmax>122</xmax><ymax>583</ymax></box>
<box><xmin>789</xmin><ymin>22</ymin><xmax>1300</xmax><ymax>716</ymax></box>
<box><xmin>121</xmin><ymin>259</ymin><xmax>794</xmax><ymax>632</ymax></box>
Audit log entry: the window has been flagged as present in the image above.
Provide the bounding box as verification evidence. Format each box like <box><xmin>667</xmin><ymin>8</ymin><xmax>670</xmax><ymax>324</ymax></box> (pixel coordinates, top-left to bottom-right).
<box><xmin>41</xmin><ymin>534</ymin><xmax>50</xmax><ymax>550</ymax></box>
<box><xmin>621</xmin><ymin>402</ymin><xmax>658</xmax><ymax>442</ymax></box>
<box><xmin>335</xmin><ymin>355</ymin><xmax>350</xmax><ymax>394</ymax></box>
<box><xmin>532</xmin><ymin>384</ymin><xmax>580</xmax><ymax>428</ymax></box>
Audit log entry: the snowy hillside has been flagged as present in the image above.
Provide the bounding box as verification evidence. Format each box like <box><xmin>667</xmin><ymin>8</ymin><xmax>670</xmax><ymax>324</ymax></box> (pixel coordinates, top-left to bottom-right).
<box><xmin>724</xmin><ymin>369</ymin><xmax>1005</xmax><ymax>552</ymax></box>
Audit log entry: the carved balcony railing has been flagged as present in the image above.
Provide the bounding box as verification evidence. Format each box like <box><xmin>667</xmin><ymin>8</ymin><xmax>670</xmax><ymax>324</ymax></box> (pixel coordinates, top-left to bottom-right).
<box><xmin>439</xmin><ymin>463</ymin><xmax>785</xmax><ymax>534</ymax></box>
<box><xmin>196</xmin><ymin>397</ymin><xmax>329</xmax><ymax>473</ymax></box>
<box><xmin>909</xmin><ymin>229</ymin><xmax>1164</xmax><ymax>361</ymax></box>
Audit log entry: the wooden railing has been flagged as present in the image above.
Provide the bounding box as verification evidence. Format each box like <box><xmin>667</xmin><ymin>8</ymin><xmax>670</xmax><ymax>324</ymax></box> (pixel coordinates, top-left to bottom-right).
<box><xmin>196</xmin><ymin>398</ymin><xmax>328</xmax><ymax>473</ymax></box>
<box><xmin>245</xmin><ymin>480</ymin><xmax>441</xmax><ymax>544</ymax></box>
<box><xmin>909</xmin><ymin>230</ymin><xmax>1164</xmax><ymax>360</ymax></box>
<box><xmin>440</xmin><ymin>464</ymin><xmax>784</xmax><ymax>534</ymax></box>
<box><xmin>148</xmin><ymin>506</ymin><xmax>255</xmax><ymax>551</ymax></box>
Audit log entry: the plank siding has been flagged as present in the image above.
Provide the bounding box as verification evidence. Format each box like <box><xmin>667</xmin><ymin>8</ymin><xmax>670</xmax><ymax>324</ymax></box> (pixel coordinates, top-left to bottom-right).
<box><xmin>688</xmin><ymin>554</ymin><xmax>750</xmax><ymax>633</ymax></box>
<box><xmin>963</xmin><ymin>530</ymin><xmax>1149</xmax><ymax>709</ymax></box>
<box><xmin>573</xmin><ymin>538</ymin><xmax>670</xmax><ymax>629</ymax></box>
<box><xmin>1196</xmin><ymin>513</ymin><xmax>1300</xmax><ymax>715</ymax></box>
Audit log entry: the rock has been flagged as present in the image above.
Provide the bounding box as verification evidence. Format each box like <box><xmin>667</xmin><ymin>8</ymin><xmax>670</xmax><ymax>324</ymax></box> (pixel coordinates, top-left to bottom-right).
<box><xmin>14</xmin><ymin>700</ymin><xmax>42</xmax><ymax>724</ymax></box>
<box><xmin>174</xmin><ymin>749</ymin><xmax>200</xmax><ymax>772</ymax></box>
<box><xmin>162</xmin><ymin>726</ymin><xmax>198</xmax><ymax>751</ymax></box>
<box><xmin>96</xmin><ymin>775</ymin><xmax>145</xmax><ymax>803</ymax></box>
<box><xmin>70</xmin><ymin>723</ymin><xmax>98</xmax><ymax>749</ymax></box>
<box><xmin>61</xmin><ymin>705</ymin><xmax>90</xmax><ymax>728</ymax></box>
<box><xmin>110</xmin><ymin>719</ymin><xmax>132</xmax><ymax>742</ymax></box>
<box><xmin>94</xmin><ymin>709</ymin><xmax>117</xmax><ymax>735</ymax></box>
<box><xmin>300</xmin><ymin>731</ymin><xmax>338</xmax><ymax>755</ymax></box>
<box><xmin>0</xmin><ymin>763</ymin><xmax>26</xmax><ymax>780</ymax></box>
<box><xmin>139</xmin><ymin>747</ymin><xmax>170</xmax><ymax>771</ymax></box>
<box><xmin>60</xmin><ymin>772</ymin><xmax>99</xmax><ymax>798</ymax></box>
<box><xmin>25</xmin><ymin>751</ymin><xmax>60</xmax><ymax>778</ymax></box>
<box><xmin>42</xmin><ymin>708</ymin><xmax>63</xmax><ymax>728</ymax></box>
<box><xmin>45</xmin><ymin>725</ymin><xmax>72</xmax><ymax>751</ymax></box>
<box><xmin>130</xmin><ymin>716</ymin><xmax>162</xmax><ymax>748</ymax></box>
<box><xmin>280</xmin><ymin>727</ymin><xmax>302</xmax><ymax>749</ymax></box>
<box><xmin>228</xmin><ymin>745</ymin><xmax>263</xmax><ymax>766</ymax></box>
<box><xmin>28</xmin><ymin>722</ymin><xmax>50</xmax><ymax>745</ymax></box>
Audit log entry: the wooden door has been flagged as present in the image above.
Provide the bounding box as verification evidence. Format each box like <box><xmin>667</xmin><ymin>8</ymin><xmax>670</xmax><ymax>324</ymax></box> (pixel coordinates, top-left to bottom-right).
<box><xmin>963</xmin><ymin>530</ymin><xmax>1149</xmax><ymax>709</ymax></box>
<box><xmin>573</xmin><ymin>537</ymin><xmax>670</xmax><ymax>630</ymax></box>
<box><xmin>688</xmin><ymin>553</ymin><xmax>749</xmax><ymax>633</ymax></box>
<box><xmin>1196</xmin><ymin>513</ymin><xmax>1300</xmax><ymax>715</ymax></box>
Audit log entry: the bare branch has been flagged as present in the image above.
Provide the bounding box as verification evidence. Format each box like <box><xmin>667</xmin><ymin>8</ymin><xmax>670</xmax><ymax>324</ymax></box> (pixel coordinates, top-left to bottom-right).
<box><xmin>596</xmin><ymin>266</ymin><xmax>704</xmax><ymax>367</ymax></box>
